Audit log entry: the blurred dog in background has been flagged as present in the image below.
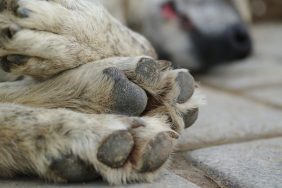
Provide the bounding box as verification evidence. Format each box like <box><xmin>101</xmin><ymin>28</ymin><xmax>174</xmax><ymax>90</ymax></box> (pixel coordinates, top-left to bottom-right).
<box><xmin>0</xmin><ymin>0</ymin><xmax>253</xmax><ymax>82</ymax></box>
<box><xmin>102</xmin><ymin>0</ymin><xmax>253</xmax><ymax>72</ymax></box>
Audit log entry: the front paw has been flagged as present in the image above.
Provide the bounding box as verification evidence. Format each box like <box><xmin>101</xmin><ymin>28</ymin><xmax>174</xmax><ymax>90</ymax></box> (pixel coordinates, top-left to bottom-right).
<box><xmin>92</xmin><ymin>57</ymin><xmax>204</xmax><ymax>132</ymax></box>
<box><xmin>113</xmin><ymin>57</ymin><xmax>204</xmax><ymax>132</ymax></box>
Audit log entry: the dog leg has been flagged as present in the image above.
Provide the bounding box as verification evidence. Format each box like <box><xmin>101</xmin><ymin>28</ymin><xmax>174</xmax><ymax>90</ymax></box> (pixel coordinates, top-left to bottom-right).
<box><xmin>0</xmin><ymin>104</ymin><xmax>176</xmax><ymax>185</ymax></box>
<box><xmin>0</xmin><ymin>0</ymin><xmax>156</xmax><ymax>79</ymax></box>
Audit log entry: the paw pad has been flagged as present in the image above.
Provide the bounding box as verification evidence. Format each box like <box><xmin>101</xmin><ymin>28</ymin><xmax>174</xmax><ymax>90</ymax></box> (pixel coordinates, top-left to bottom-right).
<box><xmin>104</xmin><ymin>67</ymin><xmax>148</xmax><ymax>116</ymax></box>
<box><xmin>176</xmin><ymin>72</ymin><xmax>195</xmax><ymax>104</ymax></box>
<box><xmin>0</xmin><ymin>1</ymin><xmax>6</xmax><ymax>12</ymax></box>
<box><xmin>1</xmin><ymin>24</ymin><xmax>21</xmax><ymax>39</ymax></box>
<box><xmin>136</xmin><ymin>58</ymin><xmax>160</xmax><ymax>84</ymax></box>
<box><xmin>16</xmin><ymin>7</ymin><xmax>31</xmax><ymax>18</ymax></box>
<box><xmin>138</xmin><ymin>132</ymin><xmax>174</xmax><ymax>172</ymax></box>
<box><xmin>183</xmin><ymin>108</ymin><xmax>199</xmax><ymax>129</ymax></box>
<box><xmin>97</xmin><ymin>130</ymin><xmax>134</xmax><ymax>168</ymax></box>
<box><xmin>50</xmin><ymin>155</ymin><xmax>100</xmax><ymax>182</ymax></box>
<box><xmin>0</xmin><ymin>55</ymin><xmax>28</xmax><ymax>72</ymax></box>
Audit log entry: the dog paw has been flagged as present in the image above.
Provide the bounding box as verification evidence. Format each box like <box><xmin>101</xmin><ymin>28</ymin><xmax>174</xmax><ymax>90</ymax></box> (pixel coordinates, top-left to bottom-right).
<box><xmin>0</xmin><ymin>0</ymin><xmax>154</xmax><ymax>79</ymax></box>
<box><xmin>43</xmin><ymin>114</ymin><xmax>177</xmax><ymax>184</ymax></box>
<box><xmin>100</xmin><ymin>57</ymin><xmax>204</xmax><ymax>132</ymax></box>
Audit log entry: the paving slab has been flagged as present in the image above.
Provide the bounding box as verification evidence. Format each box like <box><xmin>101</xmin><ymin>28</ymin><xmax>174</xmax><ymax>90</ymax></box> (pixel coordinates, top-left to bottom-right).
<box><xmin>245</xmin><ymin>85</ymin><xmax>282</xmax><ymax>107</ymax></box>
<box><xmin>252</xmin><ymin>24</ymin><xmax>282</xmax><ymax>59</ymax></box>
<box><xmin>170</xmin><ymin>154</ymin><xmax>220</xmax><ymax>188</ymax></box>
<box><xmin>0</xmin><ymin>171</ymin><xmax>199</xmax><ymax>188</ymax></box>
<box><xmin>186</xmin><ymin>137</ymin><xmax>282</xmax><ymax>188</ymax></box>
<box><xmin>196</xmin><ymin>56</ymin><xmax>282</xmax><ymax>91</ymax></box>
<box><xmin>196</xmin><ymin>25</ymin><xmax>282</xmax><ymax>109</ymax></box>
<box><xmin>177</xmin><ymin>87</ymin><xmax>282</xmax><ymax>151</ymax></box>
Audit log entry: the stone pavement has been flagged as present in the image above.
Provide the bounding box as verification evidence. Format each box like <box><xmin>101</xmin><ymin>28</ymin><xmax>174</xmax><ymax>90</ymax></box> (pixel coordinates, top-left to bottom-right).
<box><xmin>1</xmin><ymin>24</ymin><xmax>281</xmax><ymax>188</ymax></box>
<box><xmin>171</xmin><ymin>24</ymin><xmax>282</xmax><ymax>188</ymax></box>
<box><xmin>0</xmin><ymin>171</ymin><xmax>200</xmax><ymax>188</ymax></box>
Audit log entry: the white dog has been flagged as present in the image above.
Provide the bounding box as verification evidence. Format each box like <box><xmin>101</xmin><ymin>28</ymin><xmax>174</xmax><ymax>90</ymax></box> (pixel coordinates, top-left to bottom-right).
<box><xmin>102</xmin><ymin>0</ymin><xmax>253</xmax><ymax>72</ymax></box>
<box><xmin>0</xmin><ymin>0</ymin><xmax>204</xmax><ymax>185</ymax></box>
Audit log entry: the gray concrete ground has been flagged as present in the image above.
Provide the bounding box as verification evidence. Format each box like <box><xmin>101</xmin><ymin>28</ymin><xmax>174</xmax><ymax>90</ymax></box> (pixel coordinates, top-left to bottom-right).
<box><xmin>1</xmin><ymin>24</ymin><xmax>281</xmax><ymax>188</ymax></box>
<box><xmin>172</xmin><ymin>24</ymin><xmax>282</xmax><ymax>188</ymax></box>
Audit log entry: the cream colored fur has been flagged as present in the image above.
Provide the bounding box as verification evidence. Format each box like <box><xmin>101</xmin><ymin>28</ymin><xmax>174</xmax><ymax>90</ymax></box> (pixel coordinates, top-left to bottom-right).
<box><xmin>0</xmin><ymin>0</ymin><xmax>204</xmax><ymax>185</ymax></box>
<box><xmin>0</xmin><ymin>104</ymin><xmax>174</xmax><ymax>184</ymax></box>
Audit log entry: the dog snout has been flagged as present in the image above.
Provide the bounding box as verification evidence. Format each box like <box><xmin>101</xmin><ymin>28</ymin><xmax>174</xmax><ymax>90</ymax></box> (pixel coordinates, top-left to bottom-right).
<box><xmin>226</xmin><ymin>24</ymin><xmax>252</xmax><ymax>59</ymax></box>
<box><xmin>191</xmin><ymin>23</ymin><xmax>252</xmax><ymax>70</ymax></box>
